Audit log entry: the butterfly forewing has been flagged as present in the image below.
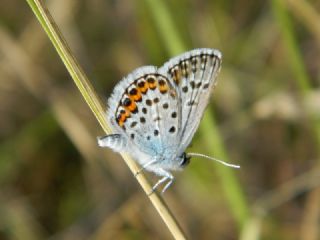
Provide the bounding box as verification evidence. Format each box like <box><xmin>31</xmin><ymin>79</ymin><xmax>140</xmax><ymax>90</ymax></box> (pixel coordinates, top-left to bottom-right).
<box><xmin>160</xmin><ymin>49</ymin><xmax>222</xmax><ymax>148</ymax></box>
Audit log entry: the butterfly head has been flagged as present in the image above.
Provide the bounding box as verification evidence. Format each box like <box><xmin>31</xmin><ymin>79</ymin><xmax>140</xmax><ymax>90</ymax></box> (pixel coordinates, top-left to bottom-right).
<box><xmin>179</xmin><ymin>152</ymin><xmax>191</xmax><ymax>168</ymax></box>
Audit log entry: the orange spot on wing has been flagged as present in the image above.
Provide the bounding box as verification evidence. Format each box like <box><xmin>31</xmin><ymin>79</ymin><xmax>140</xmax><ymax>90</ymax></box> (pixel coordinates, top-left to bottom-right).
<box><xmin>159</xmin><ymin>84</ymin><xmax>168</xmax><ymax>94</ymax></box>
<box><xmin>125</xmin><ymin>100</ymin><xmax>137</xmax><ymax>113</ymax></box>
<box><xmin>137</xmin><ymin>80</ymin><xmax>148</xmax><ymax>93</ymax></box>
<box><xmin>117</xmin><ymin>114</ymin><xmax>125</xmax><ymax>127</ymax></box>
<box><xmin>148</xmin><ymin>82</ymin><xmax>156</xmax><ymax>89</ymax></box>
<box><xmin>124</xmin><ymin>109</ymin><xmax>130</xmax><ymax>118</ymax></box>
<box><xmin>140</xmin><ymin>85</ymin><xmax>148</xmax><ymax>93</ymax></box>
<box><xmin>116</xmin><ymin>109</ymin><xmax>131</xmax><ymax>127</ymax></box>
<box><xmin>158</xmin><ymin>77</ymin><xmax>169</xmax><ymax>94</ymax></box>
<box><xmin>146</xmin><ymin>76</ymin><xmax>157</xmax><ymax>90</ymax></box>
<box><xmin>181</xmin><ymin>61</ymin><xmax>190</xmax><ymax>77</ymax></box>
<box><xmin>129</xmin><ymin>89</ymin><xmax>142</xmax><ymax>102</ymax></box>
<box><xmin>171</xmin><ymin>67</ymin><xmax>181</xmax><ymax>85</ymax></box>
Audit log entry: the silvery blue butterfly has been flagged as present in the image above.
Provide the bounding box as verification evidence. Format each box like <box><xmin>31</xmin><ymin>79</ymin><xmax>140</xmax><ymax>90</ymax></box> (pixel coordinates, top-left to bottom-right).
<box><xmin>98</xmin><ymin>48</ymin><xmax>234</xmax><ymax>193</ymax></box>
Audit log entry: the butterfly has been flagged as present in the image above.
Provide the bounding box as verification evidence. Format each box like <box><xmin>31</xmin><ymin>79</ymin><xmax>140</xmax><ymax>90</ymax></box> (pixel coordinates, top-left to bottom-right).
<box><xmin>98</xmin><ymin>48</ymin><xmax>227</xmax><ymax>193</ymax></box>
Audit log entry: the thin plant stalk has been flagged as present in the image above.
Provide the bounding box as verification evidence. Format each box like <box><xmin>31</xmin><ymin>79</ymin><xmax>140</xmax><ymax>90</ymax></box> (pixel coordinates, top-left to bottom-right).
<box><xmin>25</xmin><ymin>0</ymin><xmax>186</xmax><ymax>239</ymax></box>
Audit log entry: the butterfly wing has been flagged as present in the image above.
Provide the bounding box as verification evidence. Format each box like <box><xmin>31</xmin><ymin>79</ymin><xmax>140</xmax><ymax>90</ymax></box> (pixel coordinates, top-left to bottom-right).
<box><xmin>102</xmin><ymin>48</ymin><xmax>221</xmax><ymax>169</ymax></box>
<box><xmin>106</xmin><ymin>66</ymin><xmax>181</xmax><ymax>166</ymax></box>
<box><xmin>99</xmin><ymin>49</ymin><xmax>222</xmax><ymax>192</ymax></box>
<box><xmin>160</xmin><ymin>48</ymin><xmax>222</xmax><ymax>151</ymax></box>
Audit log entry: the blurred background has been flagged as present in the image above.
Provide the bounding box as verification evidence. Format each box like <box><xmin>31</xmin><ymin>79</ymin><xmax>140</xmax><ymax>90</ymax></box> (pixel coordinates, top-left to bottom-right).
<box><xmin>0</xmin><ymin>0</ymin><xmax>320</xmax><ymax>239</ymax></box>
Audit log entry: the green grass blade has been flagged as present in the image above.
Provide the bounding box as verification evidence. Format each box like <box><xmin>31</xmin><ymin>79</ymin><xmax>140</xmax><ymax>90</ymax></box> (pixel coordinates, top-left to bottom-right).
<box><xmin>271</xmin><ymin>0</ymin><xmax>320</xmax><ymax>146</ymax></box>
<box><xmin>143</xmin><ymin>0</ymin><xmax>250</xmax><ymax>229</ymax></box>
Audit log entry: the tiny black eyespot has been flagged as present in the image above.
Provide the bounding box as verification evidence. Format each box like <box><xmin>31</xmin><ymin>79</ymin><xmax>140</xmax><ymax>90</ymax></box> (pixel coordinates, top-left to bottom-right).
<box><xmin>171</xmin><ymin>112</ymin><xmax>177</xmax><ymax>118</ymax></box>
<box><xmin>182</xmin><ymin>86</ymin><xmax>188</xmax><ymax>93</ymax></box>
<box><xmin>140</xmin><ymin>117</ymin><xmax>146</xmax><ymax>123</ymax></box>
<box><xmin>130</xmin><ymin>134</ymin><xmax>135</xmax><ymax>139</ymax></box>
<box><xmin>190</xmin><ymin>81</ymin><xmax>195</xmax><ymax>89</ymax></box>
<box><xmin>130</xmin><ymin>121</ymin><xmax>137</xmax><ymax>128</ymax></box>
<box><xmin>169</xmin><ymin>126</ymin><xmax>176</xmax><ymax>133</ymax></box>
<box><xmin>146</xmin><ymin>99</ymin><xmax>152</xmax><ymax>106</ymax></box>
<box><xmin>196</xmin><ymin>82</ymin><xmax>202</xmax><ymax>88</ymax></box>
<box><xmin>154</xmin><ymin>129</ymin><xmax>159</xmax><ymax>136</ymax></box>
<box><xmin>203</xmin><ymin>83</ymin><xmax>210</xmax><ymax>89</ymax></box>
<box><xmin>147</xmin><ymin>76</ymin><xmax>156</xmax><ymax>83</ymax></box>
<box><xmin>123</xmin><ymin>98</ymin><xmax>131</xmax><ymax>106</ymax></box>
<box><xmin>147</xmin><ymin>136</ymin><xmax>151</xmax><ymax>140</ymax></box>
<box><xmin>138</xmin><ymin>81</ymin><xmax>145</xmax><ymax>88</ymax></box>
<box><xmin>129</xmin><ymin>88</ymin><xmax>138</xmax><ymax>95</ymax></box>
<box><xmin>153</xmin><ymin>97</ymin><xmax>159</xmax><ymax>103</ymax></box>
<box><xmin>163</xmin><ymin>103</ymin><xmax>169</xmax><ymax>109</ymax></box>
<box><xmin>142</xmin><ymin>107</ymin><xmax>147</xmax><ymax>114</ymax></box>
<box><xmin>158</xmin><ymin>79</ymin><xmax>166</xmax><ymax>86</ymax></box>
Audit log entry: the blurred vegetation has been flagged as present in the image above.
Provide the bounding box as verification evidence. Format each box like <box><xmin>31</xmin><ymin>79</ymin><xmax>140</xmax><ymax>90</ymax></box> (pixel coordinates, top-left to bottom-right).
<box><xmin>1</xmin><ymin>0</ymin><xmax>320</xmax><ymax>239</ymax></box>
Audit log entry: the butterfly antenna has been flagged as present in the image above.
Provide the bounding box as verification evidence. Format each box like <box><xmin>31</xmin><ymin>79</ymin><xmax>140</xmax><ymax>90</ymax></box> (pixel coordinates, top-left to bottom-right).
<box><xmin>187</xmin><ymin>153</ymin><xmax>240</xmax><ymax>169</ymax></box>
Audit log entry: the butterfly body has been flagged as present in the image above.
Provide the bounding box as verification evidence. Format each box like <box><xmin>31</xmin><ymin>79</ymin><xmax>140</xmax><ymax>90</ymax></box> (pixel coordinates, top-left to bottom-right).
<box><xmin>98</xmin><ymin>48</ymin><xmax>222</xmax><ymax>192</ymax></box>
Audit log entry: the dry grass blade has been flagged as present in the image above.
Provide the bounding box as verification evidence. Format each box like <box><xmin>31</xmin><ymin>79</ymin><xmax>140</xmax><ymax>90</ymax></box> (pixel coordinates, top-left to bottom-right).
<box><xmin>25</xmin><ymin>0</ymin><xmax>186</xmax><ymax>239</ymax></box>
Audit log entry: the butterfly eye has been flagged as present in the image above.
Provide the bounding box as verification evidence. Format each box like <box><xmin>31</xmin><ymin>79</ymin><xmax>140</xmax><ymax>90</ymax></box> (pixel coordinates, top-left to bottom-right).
<box><xmin>180</xmin><ymin>153</ymin><xmax>191</xmax><ymax>167</ymax></box>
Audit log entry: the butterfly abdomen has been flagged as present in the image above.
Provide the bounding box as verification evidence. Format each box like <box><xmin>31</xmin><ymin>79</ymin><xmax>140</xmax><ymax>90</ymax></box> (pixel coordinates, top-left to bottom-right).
<box><xmin>97</xmin><ymin>134</ymin><xmax>127</xmax><ymax>153</ymax></box>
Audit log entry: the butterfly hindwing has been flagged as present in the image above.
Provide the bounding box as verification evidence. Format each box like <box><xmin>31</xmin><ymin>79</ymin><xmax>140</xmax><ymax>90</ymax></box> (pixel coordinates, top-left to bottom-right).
<box><xmin>107</xmin><ymin>66</ymin><xmax>181</xmax><ymax>159</ymax></box>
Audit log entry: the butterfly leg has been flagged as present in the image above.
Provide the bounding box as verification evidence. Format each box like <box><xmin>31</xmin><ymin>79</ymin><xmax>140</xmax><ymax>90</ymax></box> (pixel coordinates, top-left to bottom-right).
<box><xmin>148</xmin><ymin>169</ymin><xmax>174</xmax><ymax>195</ymax></box>
<box><xmin>162</xmin><ymin>177</ymin><xmax>174</xmax><ymax>193</ymax></box>
<box><xmin>97</xmin><ymin>134</ymin><xmax>127</xmax><ymax>153</ymax></box>
<box><xmin>134</xmin><ymin>159</ymin><xmax>158</xmax><ymax>177</ymax></box>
